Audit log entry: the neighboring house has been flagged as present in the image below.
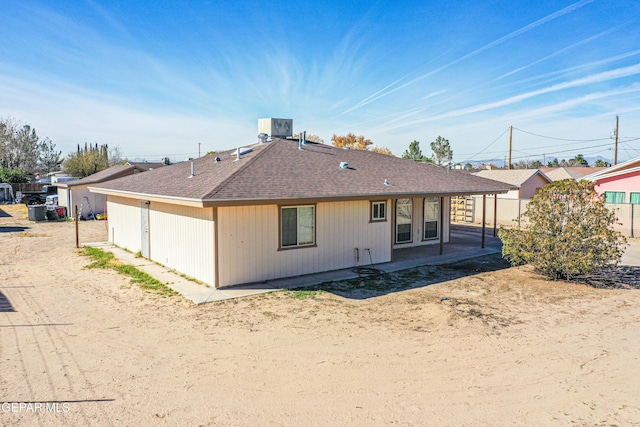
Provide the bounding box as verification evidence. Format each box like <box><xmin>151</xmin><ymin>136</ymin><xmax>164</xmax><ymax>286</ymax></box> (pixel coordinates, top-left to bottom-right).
<box><xmin>473</xmin><ymin>169</ymin><xmax>551</xmax><ymax>199</ymax></box>
<box><xmin>584</xmin><ymin>158</ymin><xmax>640</xmax><ymax>204</ymax></box>
<box><xmin>90</xmin><ymin>136</ymin><xmax>510</xmax><ymax>289</ymax></box>
<box><xmin>451</xmin><ymin>169</ymin><xmax>551</xmax><ymax>226</ymax></box>
<box><xmin>540</xmin><ymin>167</ymin><xmax>605</xmax><ymax>181</ymax></box>
<box><xmin>57</xmin><ymin>162</ymin><xmax>165</xmax><ymax>218</ymax></box>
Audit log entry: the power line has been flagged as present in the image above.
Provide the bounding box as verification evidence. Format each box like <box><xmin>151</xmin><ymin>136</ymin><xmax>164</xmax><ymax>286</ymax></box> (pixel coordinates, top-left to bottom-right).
<box><xmin>513</xmin><ymin>127</ymin><xmax>611</xmax><ymax>142</ymax></box>
<box><xmin>462</xmin><ymin>128</ymin><xmax>510</xmax><ymax>162</ymax></box>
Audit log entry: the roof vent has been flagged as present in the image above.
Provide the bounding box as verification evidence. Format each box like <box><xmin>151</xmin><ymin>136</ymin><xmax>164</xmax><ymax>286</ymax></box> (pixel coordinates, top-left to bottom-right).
<box><xmin>340</xmin><ymin>162</ymin><xmax>349</xmax><ymax>169</ymax></box>
<box><xmin>188</xmin><ymin>161</ymin><xmax>195</xmax><ymax>178</ymax></box>
<box><xmin>215</xmin><ymin>157</ymin><xmax>220</xmax><ymax>162</ymax></box>
<box><xmin>384</xmin><ymin>179</ymin><xmax>391</xmax><ymax>186</ymax></box>
<box><xmin>235</xmin><ymin>147</ymin><xmax>253</xmax><ymax>161</ymax></box>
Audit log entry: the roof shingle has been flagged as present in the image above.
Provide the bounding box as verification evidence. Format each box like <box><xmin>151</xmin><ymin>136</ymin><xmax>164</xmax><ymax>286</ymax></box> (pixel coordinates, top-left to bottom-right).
<box><xmin>92</xmin><ymin>139</ymin><xmax>512</xmax><ymax>202</ymax></box>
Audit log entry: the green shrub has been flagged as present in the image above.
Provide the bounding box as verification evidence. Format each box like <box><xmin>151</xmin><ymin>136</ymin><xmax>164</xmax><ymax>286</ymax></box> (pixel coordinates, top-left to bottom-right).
<box><xmin>499</xmin><ymin>179</ymin><xmax>626</xmax><ymax>280</ymax></box>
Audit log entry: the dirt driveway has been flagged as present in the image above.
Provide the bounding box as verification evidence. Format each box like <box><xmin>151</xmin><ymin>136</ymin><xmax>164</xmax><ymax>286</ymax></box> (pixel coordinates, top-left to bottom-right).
<box><xmin>2</xmin><ymin>207</ymin><xmax>640</xmax><ymax>426</ymax></box>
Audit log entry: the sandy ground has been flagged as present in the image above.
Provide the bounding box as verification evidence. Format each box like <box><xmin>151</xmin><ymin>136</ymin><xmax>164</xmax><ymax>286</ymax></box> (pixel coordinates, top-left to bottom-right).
<box><xmin>1</xmin><ymin>205</ymin><xmax>640</xmax><ymax>426</ymax></box>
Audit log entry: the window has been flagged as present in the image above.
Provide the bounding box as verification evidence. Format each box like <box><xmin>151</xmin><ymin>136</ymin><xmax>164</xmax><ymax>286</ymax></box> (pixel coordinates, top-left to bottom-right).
<box><xmin>396</xmin><ymin>198</ymin><xmax>412</xmax><ymax>243</ymax></box>
<box><xmin>371</xmin><ymin>201</ymin><xmax>386</xmax><ymax>221</ymax></box>
<box><xmin>631</xmin><ymin>193</ymin><xmax>640</xmax><ymax>204</ymax></box>
<box><xmin>281</xmin><ymin>205</ymin><xmax>315</xmax><ymax>248</ymax></box>
<box><xmin>424</xmin><ymin>197</ymin><xmax>439</xmax><ymax>240</ymax></box>
<box><xmin>604</xmin><ymin>191</ymin><xmax>625</xmax><ymax>204</ymax></box>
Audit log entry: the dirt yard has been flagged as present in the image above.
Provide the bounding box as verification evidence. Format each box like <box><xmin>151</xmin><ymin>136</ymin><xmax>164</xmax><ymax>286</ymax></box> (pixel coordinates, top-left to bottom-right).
<box><xmin>2</xmin><ymin>205</ymin><xmax>640</xmax><ymax>426</ymax></box>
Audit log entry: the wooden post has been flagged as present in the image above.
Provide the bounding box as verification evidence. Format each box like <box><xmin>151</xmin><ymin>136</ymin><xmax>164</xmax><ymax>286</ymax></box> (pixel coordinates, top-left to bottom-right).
<box><xmin>493</xmin><ymin>194</ymin><xmax>498</xmax><ymax>237</ymax></box>
<box><xmin>614</xmin><ymin>115</ymin><xmax>619</xmax><ymax>165</ymax></box>
<box><xmin>482</xmin><ymin>195</ymin><xmax>486</xmax><ymax>249</ymax></box>
<box><xmin>75</xmin><ymin>205</ymin><xmax>79</xmax><ymax>248</ymax></box>
<box><xmin>508</xmin><ymin>126</ymin><xmax>513</xmax><ymax>170</ymax></box>
<box><xmin>439</xmin><ymin>196</ymin><xmax>444</xmax><ymax>255</ymax></box>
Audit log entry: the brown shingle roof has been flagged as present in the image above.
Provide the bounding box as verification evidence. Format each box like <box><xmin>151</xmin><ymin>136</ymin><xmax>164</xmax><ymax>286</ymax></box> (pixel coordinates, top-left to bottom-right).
<box><xmin>92</xmin><ymin>139</ymin><xmax>511</xmax><ymax>202</ymax></box>
<box><xmin>63</xmin><ymin>165</ymin><xmax>137</xmax><ymax>187</ymax></box>
<box><xmin>473</xmin><ymin>169</ymin><xmax>551</xmax><ymax>187</ymax></box>
<box><xmin>127</xmin><ymin>161</ymin><xmax>166</xmax><ymax>171</ymax></box>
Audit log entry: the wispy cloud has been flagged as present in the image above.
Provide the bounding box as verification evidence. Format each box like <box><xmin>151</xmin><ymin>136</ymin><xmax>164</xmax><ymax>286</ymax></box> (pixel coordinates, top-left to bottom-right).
<box><xmin>370</xmin><ymin>64</ymin><xmax>640</xmax><ymax>132</ymax></box>
<box><xmin>340</xmin><ymin>0</ymin><xmax>596</xmax><ymax>114</ymax></box>
<box><xmin>495</xmin><ymin>25</ymin><xmax>623</xmax><ymax>81</ymax></box>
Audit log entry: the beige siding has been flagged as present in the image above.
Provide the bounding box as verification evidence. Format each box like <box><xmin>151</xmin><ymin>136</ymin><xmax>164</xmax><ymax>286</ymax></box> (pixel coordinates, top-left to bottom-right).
<box><xmin>217</xmin><ymin>200</ymin><xmax>391</xmax><ymax>288</ymax></box>
<box><xmin>393</xmin><ymin>197</ymin><xmax>450</xmax><ymax>249</ymax></box>
<box><xmin>56</xmin><ymin>187</ymin><xmax>70</xmax><ymax>212</ymax></box>
<box><xmin>107</xmin><ymin>196</ymin><xmax>142</xmax><ymax>252</ymax></box>
<box><xmin>148</xmin><ymin>203</ymin><xmax>215</xmax><ymax>285</ymax></box>
<box><xmin>66</xmin><ymin>185</ymin><xmax>107</xmax><ymax>217</ymax></box>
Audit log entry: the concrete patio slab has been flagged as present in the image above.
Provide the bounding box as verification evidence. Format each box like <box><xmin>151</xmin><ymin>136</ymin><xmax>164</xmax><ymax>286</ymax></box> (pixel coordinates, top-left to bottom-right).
<box><xmin>84</xmin><ymin>225</ymin><xmax>505</xmax><ymax>304</ymax></box>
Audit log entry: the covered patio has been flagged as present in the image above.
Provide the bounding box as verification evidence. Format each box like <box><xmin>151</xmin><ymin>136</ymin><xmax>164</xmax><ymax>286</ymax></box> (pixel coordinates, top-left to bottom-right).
<box><xmin>390</xmin><ymin>223</ymin><xmax>502</xmax><ymax>270</ymax></box>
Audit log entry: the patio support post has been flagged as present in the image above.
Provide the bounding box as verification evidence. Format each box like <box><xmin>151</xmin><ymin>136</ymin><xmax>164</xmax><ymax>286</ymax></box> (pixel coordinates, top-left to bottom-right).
<box><xmin>493</xmin><ymin>194</ymin><xmax>497</xmax><ymax>237</ymax></box>
<box><xmin>439</xmin><ymin>196</ymin><xmax>444</xmax><ymax>255</ymax></box>
<box><xmin>482</xmin><ymin>194</ymin><xmax>486</xmax><ymax>249</ymax></box>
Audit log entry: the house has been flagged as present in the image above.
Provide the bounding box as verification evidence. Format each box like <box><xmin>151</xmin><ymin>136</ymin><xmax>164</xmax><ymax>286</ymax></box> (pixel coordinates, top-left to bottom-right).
<box><xmin>584</xmin><ymin>158</ymin><xmax>640</xmax><ymax>204</ymax></box>
<box><xmin>90</xmin><ymin>133</ymin><xmax>510</xmax><ymax>288</ymax></box>
<box><xmin>473</xmin><ymin>169</ymin><xmax>551</xmax><ymax>199</ymax></box>
<box><xmin>540</xmin><ymin>167</ymin><xmax>605</xmax><ymax>182</ymax></box>
<box><xmin>57</xmin><ymin>162</ymin><xmax>165</xmax><ymax>218</ymax></box>
<box><xmin>450</xmin><ymin>169</ymin><xmax>551</xmax><ymax>226</ymax></box>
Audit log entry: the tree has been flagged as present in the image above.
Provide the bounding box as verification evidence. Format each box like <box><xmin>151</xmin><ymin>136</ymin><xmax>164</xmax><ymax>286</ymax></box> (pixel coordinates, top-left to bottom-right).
<box><xmin>63</xmin><ymin>142</ymin><xmax>124</xmax><ymax>177</ymax></box>
<box><xmin>331</xmin><ymin>133</ymin><xmax>372</xmax><ymax>150</ymax></box>
<box><xmin>430</xmin><ymin>136</ymin><xmax>452</xmax><ymax>166</ymax></box>
<box><xmin>464</xmin><ymin>163</ymin><xmax>473</xmax><ymax>170</ymax></box>
<box><xmin>547</xmin><ymin>158</ymin><xmax>560</xmax><ymax>168</ymax></box>
<box><xmin>530</xmin><ymin>160</ymin><xmax>543</xmax><ymax>169</ymax></box>
<box><xmin>569</xmin><ymin>154</ymin><xmax>588</xmax><ymax>166</ymax></box>
<box><xmin>0</xmin><ymin>118</ymin><xmax>41</xmax><ymax>173</ymax></box>
<box><xmin>594</xmin><ymin>159</ymin><xmax>610</xmax><ymax>167</ymax></box>
<box><xmin>293</xmin><ymin>133</ymin><xmax>324</xmax><ymax>143</ymax></box>
<box><xmin>499</xmin><ymin>179</ymin><xmax>626</xmax><ymax>280</ymax></box>
<box><xmin>371</xmin><ymin>146</ymin><xmax>394</xmax><ymax>156</ymax></box>
<box><xmin>39</xmin><ymin>137</ymin><xmax>63</xmax><ymax>173</ymax></box>
<box><xmin>0</xmin><ymin>167</ymin><xmax>29</xmax><ymax>183</ymax></box>
<box><xmin>402</xmin><ymin>140</ymin><xmax>428</xmax><ymax>162</ymax></box>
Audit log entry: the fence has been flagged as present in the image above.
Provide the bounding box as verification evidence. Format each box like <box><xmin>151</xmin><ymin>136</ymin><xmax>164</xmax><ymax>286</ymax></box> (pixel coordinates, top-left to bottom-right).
<box><xmin>10</xmin><ymin>183</ymin><xmax>45</xmax><ymax>193</ymax></box>
<box><xmin>453</xmin><ymin>196</ymin><xmax>640</xmax><ymax>237</ymax></box>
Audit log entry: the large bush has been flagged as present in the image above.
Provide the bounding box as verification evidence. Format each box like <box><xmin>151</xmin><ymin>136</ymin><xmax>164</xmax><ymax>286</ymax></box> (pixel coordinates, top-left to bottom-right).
<box><xmin>499</xmin><ymin>179</ymin><xmax>626</xmax><ymax>280</ymax></box>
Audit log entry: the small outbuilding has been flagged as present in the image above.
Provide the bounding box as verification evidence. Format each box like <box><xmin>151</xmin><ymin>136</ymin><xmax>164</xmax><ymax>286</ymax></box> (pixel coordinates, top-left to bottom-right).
<box><xmin>57</xmin><ymin>162</ymin><xmax>165</xmax><ymax>218</ymax></box>
<box><xmin>473</xmin><ymin>169</ymin><xmax>551</xmax><ymax>199</ymax></box>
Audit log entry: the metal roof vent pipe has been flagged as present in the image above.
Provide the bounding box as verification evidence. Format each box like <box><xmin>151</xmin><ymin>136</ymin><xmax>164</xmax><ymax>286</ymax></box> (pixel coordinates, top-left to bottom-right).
<box><xmin>298</xmin><ymin>134</ymin><xmax>303</xmax><ymax>151</ymax></box>
<box><xmin>303</xmin><ymin>131</ymin><xmax>307</xmax><ymax>145</ymax></box>
<box><xmin>188</xmin><ymin>161</ymin><xmax>195</xmax><ymax>178</ymax></box>
<box><xmin>340</xmin><ymin>162</ymin><xmax>349</xmax><ymax>169</ymax></box>
<box><xmin>235</xmin><ymin>147</ymin><xmax>241</xmax><ymax>161</ymax></box>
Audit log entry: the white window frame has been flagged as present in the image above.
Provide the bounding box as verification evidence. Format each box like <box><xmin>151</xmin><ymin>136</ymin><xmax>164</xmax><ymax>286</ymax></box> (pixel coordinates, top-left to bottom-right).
<box><xmin>423</xmin><ymin>197</ymin><xmax>439</xmax><ymax>240</ymax></box>
<box><xmin>280</xmin><ymin>205</ymin><xmax>316</xmax><ymax>249</ymax></box>
<box><xmin>371</xmin><ymin>201</ymin><xmax>387</xmax><ymax>222</ymax></box>
<box><xmin>396</xmin><ymin>198</ymin><xmax>413</xmax><ymax>243</ymax></box>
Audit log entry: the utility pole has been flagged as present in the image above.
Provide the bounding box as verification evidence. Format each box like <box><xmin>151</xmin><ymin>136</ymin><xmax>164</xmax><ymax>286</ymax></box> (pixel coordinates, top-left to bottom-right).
<box><xmin>614</xmin><ymin>115</ymin><xmax>619</xmax><ymax>165</ymax></box>
<box><xmin>508</xmin><ymin>125</ymin><xmax>513</xmax><ymax>170</ymax></box>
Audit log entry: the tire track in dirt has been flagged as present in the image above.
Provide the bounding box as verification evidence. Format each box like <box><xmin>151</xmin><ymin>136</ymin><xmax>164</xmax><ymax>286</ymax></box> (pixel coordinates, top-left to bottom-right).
<box><xmin>1</xmin><ymin>235</ymin><xmax>114</xmax><ymax>426</ymax></box>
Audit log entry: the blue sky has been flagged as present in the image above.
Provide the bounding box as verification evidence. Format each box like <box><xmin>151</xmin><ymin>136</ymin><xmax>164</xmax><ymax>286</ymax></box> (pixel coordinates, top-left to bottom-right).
<box><xmin>2</xmin><ymin>0</ymin><xmax>640</xmax><ymax>164</ymax></box>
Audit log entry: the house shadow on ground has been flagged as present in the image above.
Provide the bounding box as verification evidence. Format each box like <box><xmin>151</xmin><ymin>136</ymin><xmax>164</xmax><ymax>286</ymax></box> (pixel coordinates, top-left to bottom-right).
<box><xmin>0</xmin><ymin>226</ymin><xmax>30</xmax><ymax>233</ymax></box>
<box><xmin>297</xmin><ymin>253</ymin><xmax>512</xmax><ymax>300</ymax></box>
<box><xmin>0</xmin><ymin>208</ymin><xmax>12</xmax><ymax>218</ymax></box>
<box><xmin>0</xmin><ymin>290</ymin><xmax>15</xmax><ymax>312</ymax></box>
